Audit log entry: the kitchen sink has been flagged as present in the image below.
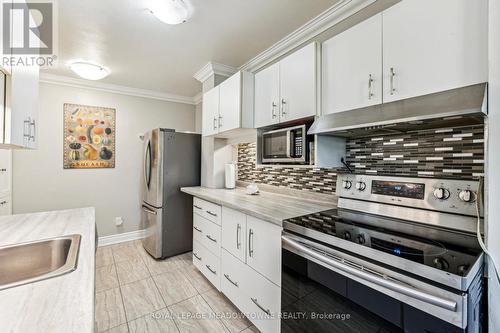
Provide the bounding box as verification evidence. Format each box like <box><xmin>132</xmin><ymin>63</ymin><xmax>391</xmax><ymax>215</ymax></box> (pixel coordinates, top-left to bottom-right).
<box><xmin>0</xmin><ymin>234</ymin><xmax>81</xmax><ymax>291</ymax></box>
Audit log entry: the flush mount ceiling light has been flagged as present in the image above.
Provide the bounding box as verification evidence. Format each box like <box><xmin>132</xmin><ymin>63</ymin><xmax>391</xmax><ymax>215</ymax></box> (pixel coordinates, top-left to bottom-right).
<box><xmin>69</xmin><ymin>61</ymin><xmax>110</xmax><ymax>80</ymax></box>
<box><xmin>149</xmin><ymin>0</ymin><xmax>189</xmax><ymax>25</ymax></box>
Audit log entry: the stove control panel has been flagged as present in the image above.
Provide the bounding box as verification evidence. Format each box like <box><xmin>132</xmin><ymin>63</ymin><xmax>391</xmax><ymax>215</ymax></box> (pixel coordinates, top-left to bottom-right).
<box><xmin>337</xmin><ymin>174</ymin><xmax>482</xmax><ymax>217</ymax></box>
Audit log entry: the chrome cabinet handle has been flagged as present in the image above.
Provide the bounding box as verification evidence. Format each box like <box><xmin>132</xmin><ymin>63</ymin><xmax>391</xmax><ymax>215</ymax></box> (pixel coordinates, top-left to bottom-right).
<box><xmin>224</xmin><ymin>274</ymin><xmax>239</xmax><ymax>287</ymax></box>
<box><xmin>271</xmin><ymin>102</ymin><xmax>278</xmax><ymax>119</ymax></box>
<box><xmin>282</xmin><ymin>235</ymin><xmax>458</xmax><ymax>312</ymax></box>
<box><xmin>280</xmin><ymin>98</ymin><xmax>286</xmax><ymax>117</ymax></box>
<box><xmin>206</xmin><ymin>211</ymin><xmax>217</xmax><ymax>217</ymax></box>
<box><xmin>206</xmin><ymin>234</ymin><xmax>217</xmax><ymax>243</ymax></box>
<box><xmin>248</xmin><ymin>229</ymin><xmax>254</xmax><ymax>257</ymax></box>
<box><xmin>29</xmin><ymin>119</ymin><xmax>36</xmax><ymax>141</ymax></box>
<box><xmin>213</xmin><ymin>117</ymin><xmax>218</xmax><ymax>130</ymax></box>
<box><xmin>193</xmin><ymin>226</ymin><xmax>202</xmax><ymax>233</ymax></box>
<box><xmin>390</xmin><ymin>67</ymin><xmax>396</xmax><ymax>95</ymax></box>
<box><xmin>0</xmin><ymin>201</ymin><xmax>7</xmax><ymax>205</ymax></box>
<box><xmin>251</xmin><ymin>298</ymin><xmax>271</xmax><ymax>316</ymax></box>
<box><xmin>368</xmin><ymin>74</ymin><xmax>374</xmax><ymax>100</ymax></box>
<box><xmin>193</xmin><ymin>253</ymin><xmax>202</xmax><ymax>261</ymax></box>
<box><xmin>142</xmin><ymin>205</ymin><xmax>157</xmax><ymax>215</ymax></box>
<box><xmin>218</xmin><ymin>115</ymin><xmax>223</xmax><ymax>128</ymax></box>
<box><xmin>206</xmin><ymin>265</ymin><xmax>216</xmax><ymax>275</ymax></box>
<box><xmin>23</xmin><ymin>119</ymin><xmax>30</xmax><ymax>139</ymax></box>
<box><xmin>193</xmin><ymin>205</ymin><xmax>202</xmax><ymax>210</ymax></box>
<box><xmin>0</xmin><ymin>168</ymin><xmax>7</xmax><ymax>172</ymax></box>
<box><xmin>236</xmin><ymin>223</ymin><xmax>241</xmax><ymax>249</ymax></box>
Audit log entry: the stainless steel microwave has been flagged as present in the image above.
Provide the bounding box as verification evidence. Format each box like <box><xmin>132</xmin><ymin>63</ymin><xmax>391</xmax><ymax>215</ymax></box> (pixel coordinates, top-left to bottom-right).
<box><xmin>262</xmin><ymin>124</ymin><xmax>307</xmax><ymax>163</ymax></box>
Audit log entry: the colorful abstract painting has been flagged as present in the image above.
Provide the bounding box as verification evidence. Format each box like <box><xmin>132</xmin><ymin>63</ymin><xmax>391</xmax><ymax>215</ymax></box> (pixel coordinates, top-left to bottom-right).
<box><xmin>63</xmin><ymin>103</ymin><xmax>116</xmax><ymax>169</ymax></box>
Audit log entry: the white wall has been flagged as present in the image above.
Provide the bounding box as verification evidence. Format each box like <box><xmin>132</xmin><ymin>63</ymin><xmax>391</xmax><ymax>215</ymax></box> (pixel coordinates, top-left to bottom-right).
<box><xmin>12</xmin><ymin>82</ymin><xmax>196</xmax><ymax>237</ymax></box>
<box><xmin>488</xmin><ymin>1</ymin><xmax>500</xmax><ymax>331</ymax></box>
<box><xmin>195</xmin><ymin>102</ymin><xmax>202</xmax><ymax>133</ymax></box>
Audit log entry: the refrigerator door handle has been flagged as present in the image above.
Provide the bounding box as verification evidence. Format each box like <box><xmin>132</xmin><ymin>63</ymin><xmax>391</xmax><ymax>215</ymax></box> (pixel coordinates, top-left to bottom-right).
<box><xmin>144</xmin><ymin>139</ymin><xmax>152</xmax><ymax>189</ymax></box>
<box><xmin>142</xmin><ymin>205</ymin><xmax>157</xmax><ymax>215</ymax></box>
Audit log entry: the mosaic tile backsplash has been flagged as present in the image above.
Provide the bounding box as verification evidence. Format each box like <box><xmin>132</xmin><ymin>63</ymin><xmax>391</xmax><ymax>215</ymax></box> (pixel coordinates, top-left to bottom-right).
<box><xmin>345</xmin><ymin>125</ymin><xmax>484</xmax><ymax>179</ymax></box>
<box><xmin>237</xmin><ymin>143</ymin><xmax>338</xmax><ymax>194</ymax></box>
<box><xmin>237</xmin><ymin>125</ymin><xmax>485</xmax><ymax>195</ymax></box>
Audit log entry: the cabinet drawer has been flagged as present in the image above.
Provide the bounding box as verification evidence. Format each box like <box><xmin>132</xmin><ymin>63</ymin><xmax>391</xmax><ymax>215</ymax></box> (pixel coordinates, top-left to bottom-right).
<box><xmin>221</xmin><ymin>207</ymin><xmax>246</xmax><ymax>262</ymax></box>
<box><xmin>192</xmin><ymin>240</ymin><xmax>204</xmax><ymax>271</ymax></box>
<box><xmin>201</xmin><ymin>244</ymin><xmax>221</xmax><ymax>290</ymax></box>
<box><xmin>200</xmin><ymin>215</ymin><xmax>221</xmax><ymax>257</ymax></box>
<box><xmin>221</xmin><ymin>249</ymin><xmax>281</xmax><ymax>333</ymax></box>
<box><xmin>193</xmin><ymin>213</ymin><xmax>204</xmax><ymax>245</ymax></box>
<box><xmin>193</xmin><ymin>197</ymin><xmax>221</xmax><ymax>225</ymax></box>
<box><xmin>193</xmin><ymin>240</ymin><xmax>221</xmax><ymax>290</ymax></box>
<box><xmin>221</xmin><ymin>249</ymin><xmax>248</xmax><ymax>310</ymax></box>
<box><xmin>246</xmin><ymin>216</ymin><xmax>282</xmax><ymax>286</ymax></box>
<box><xmin>241</xmin><ymin>263</ymin><xmax>281</xmax><ymax>333</ymax></box>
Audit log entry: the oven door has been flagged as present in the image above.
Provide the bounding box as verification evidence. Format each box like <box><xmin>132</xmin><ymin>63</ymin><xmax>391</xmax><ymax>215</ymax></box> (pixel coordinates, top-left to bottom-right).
<box><xmin>281</xmin><ymin>233</ymin><xmax>470</xmax><ymax>333</ymax></box>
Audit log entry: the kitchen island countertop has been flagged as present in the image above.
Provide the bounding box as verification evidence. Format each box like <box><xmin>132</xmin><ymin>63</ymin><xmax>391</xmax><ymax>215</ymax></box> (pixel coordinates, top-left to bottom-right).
<box><xmin>0</xmin><ymin>208</ymin><xmax>96</xmax><ymax>333</ymax></box>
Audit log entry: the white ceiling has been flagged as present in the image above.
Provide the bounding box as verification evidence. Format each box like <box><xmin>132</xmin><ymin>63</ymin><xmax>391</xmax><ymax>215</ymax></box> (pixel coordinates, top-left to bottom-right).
<box><xmin>43</xmin><ymin>0</ymin><xmax>339</xmax><ymax>98</ymax></box>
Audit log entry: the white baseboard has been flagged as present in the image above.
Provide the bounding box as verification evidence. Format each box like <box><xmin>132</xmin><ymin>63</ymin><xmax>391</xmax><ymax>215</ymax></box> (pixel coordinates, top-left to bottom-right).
<box><xmin>98</xmin><ymin>229</ymin><xmax>146</xmax><ymax>247</ymax></box>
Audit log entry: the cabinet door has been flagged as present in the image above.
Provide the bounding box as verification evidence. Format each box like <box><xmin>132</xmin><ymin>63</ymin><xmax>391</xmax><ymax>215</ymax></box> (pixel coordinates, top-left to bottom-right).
<box><xmin>202</xmin><ymin>86</ymin><xmax>220</xmax><ymax>136</ymax></box>
<box><xmin>218</xmin><ymin>72</ymin><xmax>241</xmax><ymax>133</ymax></box>
<box><xmin>221</xmin><ymin>207</ymin><xmax>246</xmax><ymax>263</ymax></box>
<box><xmin>279</xmin><ymin>43</ymin><xmax>316</xmax><ymax>122</ymax></box>
<box><xmin>8</xmin><ymin>2</ymin><xmax>40</xmax><ymax>148</ymax></box>
<box><xmin>0</xmin><ymin>150</ymin><xmax>12</xmax><ymax>193</ymax></box>
<box><xmin>254</xmin><ymin>63</ymin><xmax>280</xmax><ymax>128</ymax></box>
<box><xmin>246</xmin><ymin>216</ymin><xmax>281</xmax><ymax>286</ymax></box>
<box><xmin>322</xmin><ymin>14</ymin><xmax>382</xmax><ymax>114</ymax></box>
<box><xmin>382</xmin><ymin>0</ymin><xmax>488</xmax><ymax>103</ymax></box>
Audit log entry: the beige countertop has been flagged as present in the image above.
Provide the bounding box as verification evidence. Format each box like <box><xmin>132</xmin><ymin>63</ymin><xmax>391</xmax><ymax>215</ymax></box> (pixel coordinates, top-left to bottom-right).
<box><xmin>0</xmin><ymin>208</ymin><xmax>96</xmax><ymax>333</ymax></box>
<box><xmin>181</xmin><ymin>186</ymin><xmax>336</xmax><ymax>225</ymax></box>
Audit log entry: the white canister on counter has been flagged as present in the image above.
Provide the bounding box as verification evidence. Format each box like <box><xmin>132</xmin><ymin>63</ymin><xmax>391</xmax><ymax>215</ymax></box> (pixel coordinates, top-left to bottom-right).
<box><xmin>225</xmin><ymin>163</ymin><xmax>236</xmax><ymax>189</ymax></box>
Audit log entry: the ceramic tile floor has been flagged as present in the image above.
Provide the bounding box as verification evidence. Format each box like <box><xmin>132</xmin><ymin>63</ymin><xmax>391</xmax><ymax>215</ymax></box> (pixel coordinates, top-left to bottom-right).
<box><xmin>95</xmin><ymin>240</ymin><xmax>259</xmax><ymax>333</ymax></box>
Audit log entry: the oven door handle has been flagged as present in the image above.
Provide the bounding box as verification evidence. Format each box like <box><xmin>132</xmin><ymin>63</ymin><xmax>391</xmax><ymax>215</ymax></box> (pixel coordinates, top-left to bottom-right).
<box><xmin>282</xmin><ymin>235</ymin><xmax>458</xmax><ymax>312</ymax></box>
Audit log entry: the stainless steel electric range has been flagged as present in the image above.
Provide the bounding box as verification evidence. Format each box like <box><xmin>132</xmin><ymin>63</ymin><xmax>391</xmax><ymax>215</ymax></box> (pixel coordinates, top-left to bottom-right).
<box><xmin>281</xmin><ymin>174</ymin><xmax>485</xmax><ymax>333</ymax></box>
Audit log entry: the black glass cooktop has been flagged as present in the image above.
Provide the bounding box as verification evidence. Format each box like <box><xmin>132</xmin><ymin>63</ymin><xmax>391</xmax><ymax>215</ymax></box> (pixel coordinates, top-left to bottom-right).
<box><xmin>283</xmin><ymin>209</ymin><xmax>482</xmax><ymax>276</ymax></box>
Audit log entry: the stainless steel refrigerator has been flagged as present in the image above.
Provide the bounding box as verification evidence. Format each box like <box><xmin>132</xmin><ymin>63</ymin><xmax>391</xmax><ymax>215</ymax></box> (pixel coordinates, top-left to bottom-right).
<box><xmin>141</xmin><ymin>128</ymin><xmax>201</xmax><ymax>259</ymax></box>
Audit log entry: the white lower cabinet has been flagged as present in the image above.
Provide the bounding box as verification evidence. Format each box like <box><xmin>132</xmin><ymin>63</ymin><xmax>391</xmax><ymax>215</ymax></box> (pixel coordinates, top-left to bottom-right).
<box><xmin>221</xmin><ymin>249</ymin><xmax>281</xmax><ymax>333</ymax></box>
<box><xmin>192</xmin><ymin>198</ymin><xmax>282</xmax><ymax>333</ymax></box>
<box><xmin>193</xmin><ymin>213</ymin><xmax>221</xmax><ymax>256</ymax></box>
<box><xmin>192</xmin><ymin>200</ymin><xmax>223</xmax><ymax>291</ymax></box>
<box><xmin>246</xmin><ymin>216</ymin><xmax>282</xmax><ymax>286</ymax></box>
<box><xmin>221</xmin><ymin>207</ymin><xmax>246</xmax><ymax>263</ymax></box>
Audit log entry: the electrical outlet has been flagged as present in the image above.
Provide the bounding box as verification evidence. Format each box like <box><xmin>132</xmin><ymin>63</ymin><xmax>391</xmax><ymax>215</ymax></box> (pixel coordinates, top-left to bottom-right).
<box><xmin>115</xmin><ymin>217</ymin><xmax>124</xmax><ymax>226</ymax></box>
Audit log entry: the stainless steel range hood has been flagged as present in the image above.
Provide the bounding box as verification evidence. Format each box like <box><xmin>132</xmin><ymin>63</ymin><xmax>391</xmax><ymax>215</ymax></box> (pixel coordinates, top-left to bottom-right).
<box><xmin>309</xmin><ymin>83</ymin><xmax>488</xmax><ymax>137</ymax></box>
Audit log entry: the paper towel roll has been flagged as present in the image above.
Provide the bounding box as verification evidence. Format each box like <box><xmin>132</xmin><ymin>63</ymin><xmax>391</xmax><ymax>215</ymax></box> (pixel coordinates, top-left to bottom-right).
<box><xmin>225</xmin><ymin>163</ymin><xmax>236</xmax><ymax>189</ymax></box>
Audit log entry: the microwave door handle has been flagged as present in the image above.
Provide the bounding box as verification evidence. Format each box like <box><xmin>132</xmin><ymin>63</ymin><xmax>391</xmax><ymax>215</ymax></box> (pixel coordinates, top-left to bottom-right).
<box><xmin>287</xmin><ymin>131</ymin><xmax>291</xmax><ymax>158</ymax></box>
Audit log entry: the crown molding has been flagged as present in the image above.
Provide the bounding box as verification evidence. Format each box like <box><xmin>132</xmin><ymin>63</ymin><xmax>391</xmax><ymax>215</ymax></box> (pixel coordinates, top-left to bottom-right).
<box><xmin>193</xmin><ymin>92</ymin><xmax>203</xmax><ymax>104</ymax></box>
<box><xmin>239</xmin><ymin>0</ymin><xmax>376</xmax><ymax>73</ymax></box>
<box><xmin>40</xmin><ymin>73</ymin><xmax>198</xmax><ymax>105</ymax></box>
<box><xmin>193</xmin><ymin>62</ymin><xmax>238</xmax><ymax>83</ymax></box>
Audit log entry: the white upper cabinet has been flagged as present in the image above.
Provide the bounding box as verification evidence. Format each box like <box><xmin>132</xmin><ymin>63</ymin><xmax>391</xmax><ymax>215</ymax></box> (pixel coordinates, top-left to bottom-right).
<box><xmin>202</xmin><ymin>86</ymin><xmax>220</xmax><ymax>136</ymax></box>
<box><xmin>321</xmin><ymin>0</ymin><xmax>488</xmax><ymax>114</ymax></box>
<box><xmin>382</xmin><ymin>0</ymin><xmax>488</xmax><ymax>103</ymax></box>
<box><xmin>254</xmin><ymin>43</ymin><xmax>317</xmax><ymax>128</ymax></box>
<box><xmin>202</xmin><ymin>71</ymin><xmax>254</xmax><ymax>137</ymax></box>
<box><xmin>279</xmin><ymin>43</ymin><xmax>316</xmax><ymax>123</ymax></box>
<box><xmin>0</xmin><ymin>1</ymin><xmax>40</xmax><ymax>149</ymax></box>
<box><xmin>254</xmin><ymin>63</ymin><xmax>280</xmax><ymax>128</ymax></box>
<box><xmin>322</xmin><ymin>14</ymin><xmax>382</xmax><ymax>114</ymax></box>
<box><xmin>218</xmin><ymin>72</ymin><xmax>241</xmax><ymax>133</ymax></box>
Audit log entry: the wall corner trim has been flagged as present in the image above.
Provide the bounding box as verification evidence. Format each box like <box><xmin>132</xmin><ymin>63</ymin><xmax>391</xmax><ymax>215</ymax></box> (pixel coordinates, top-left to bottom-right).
<box><xmin>98</xmin><ymin>229</ymin><xmax>146</xmax><ymax>247</ymax></box>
